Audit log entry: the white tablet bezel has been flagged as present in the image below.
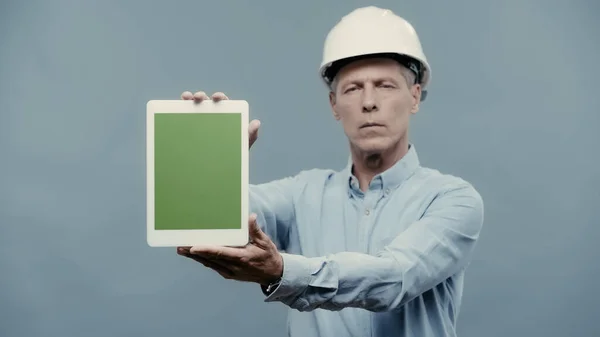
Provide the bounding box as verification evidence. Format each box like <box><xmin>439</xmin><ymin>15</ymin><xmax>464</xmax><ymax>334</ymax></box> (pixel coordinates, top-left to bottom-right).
<box><xmin>146</xmin><ymin>99</ymin><xmax>249</xmax><ymax>247</ymax></box>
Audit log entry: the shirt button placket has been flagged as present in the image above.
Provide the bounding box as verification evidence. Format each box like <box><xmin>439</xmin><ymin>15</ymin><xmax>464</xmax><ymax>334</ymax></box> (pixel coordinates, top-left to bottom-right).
<box><xmin>361</xmin><ymin>190</ymin><xmax>377</xmax><ymax>252</ymax></box>
<box><xmin>360</xmin><ymin>206</ymin><xmax>370</xmax><ymax>252</ymax></box>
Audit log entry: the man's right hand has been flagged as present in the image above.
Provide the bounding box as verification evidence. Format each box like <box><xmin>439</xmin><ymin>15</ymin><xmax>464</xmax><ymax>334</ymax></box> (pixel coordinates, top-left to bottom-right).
<box><xmin>181</xmin><ymin>90</ymin><xmax>261</xmax><ymax>149</ymax></box>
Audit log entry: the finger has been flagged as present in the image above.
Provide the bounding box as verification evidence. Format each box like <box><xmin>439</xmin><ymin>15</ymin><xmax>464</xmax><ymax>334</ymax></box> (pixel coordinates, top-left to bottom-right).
<box><xmin>193</xmin><ymin>91</ymin><xmax>210</xmax><ymax>102</ymax></box>
<box><xmin>189</xmin><ymin>244</ymin><xmax>245</xmax><ymax>261</ymax></box>
<box><xmin>177</xmin><ymin>246</ymin><xmax>191</xmax><ymax>255</ymax></box>
<box><xmin>249</xmin><ymin>119</ymin><xmax>260</xmax><ymax>148</ymax></box>
<box><xmin>182</xmin><ymin>251</ymin><xmax>224</xmax><ymax>267</ymax></box>
<box><xmin>182</xmin><ymin>253</ymin><xmax>236</xmax><ymax>278</ymax></box>
<box><xmin>248</xmin><ymin>213</ymin><xmax>265</xmax><ymax>241</ymax></box>
<box><xmin>248</xmin><ymin>214</ymin><xmax>272</xmax><ymax>249</ymax></box>
<box><xmin>181</xmin><ymin>91</ymin><xmax>194</xmax><ymax>100</ymax></box>
<box><xmin>249</xmin><ymin>119</ymin><xmax>260</xmax><ymax>135</ymax></box>
<box><xmin>211</xmin><ymin>92</ymin><xmax>229</xmax><ymax>102</ymax></box>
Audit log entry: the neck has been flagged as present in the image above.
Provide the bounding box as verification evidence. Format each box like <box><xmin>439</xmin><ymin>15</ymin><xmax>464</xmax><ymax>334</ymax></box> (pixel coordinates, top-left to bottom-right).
<box><xmin>350</xmin><ymin>138</ymin><xmax>409</xmax><ymax>192</ymax></box>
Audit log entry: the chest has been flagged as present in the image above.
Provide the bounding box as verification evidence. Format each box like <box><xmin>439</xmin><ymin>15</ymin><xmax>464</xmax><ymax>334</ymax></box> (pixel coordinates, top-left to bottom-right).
<box><xmin>289</xmin><ymin>182</ymin><xmax>436</xmax><ymax>256</ymax></box>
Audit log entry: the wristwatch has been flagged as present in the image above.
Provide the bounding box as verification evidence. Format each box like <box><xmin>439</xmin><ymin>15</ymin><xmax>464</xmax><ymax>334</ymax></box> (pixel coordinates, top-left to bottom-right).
<box><xmin>263</xmin><ymin>277</ymin><xmax>281</xmax><ymax>295</ymax></box>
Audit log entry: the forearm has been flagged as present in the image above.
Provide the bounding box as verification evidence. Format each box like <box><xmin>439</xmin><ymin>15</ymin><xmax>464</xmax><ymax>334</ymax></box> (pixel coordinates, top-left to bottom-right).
<box><xmin>264</xmin><ymin>252</ymin><xmax>409</xmax><ymax>312</ymax></box>
<box><xmin>248</xmin><ymin>175</ymin><xmax>302</xmax><ymax>251</ymax></box>
<box><xmin>249</xmin><ymin>187</ymin><xmax>288</xmax><ymax>250</ymax></box>
<box><xmin>264</xmin><ymin>184</ymin><xmax>484</xmax><ymax>312</ymax></box>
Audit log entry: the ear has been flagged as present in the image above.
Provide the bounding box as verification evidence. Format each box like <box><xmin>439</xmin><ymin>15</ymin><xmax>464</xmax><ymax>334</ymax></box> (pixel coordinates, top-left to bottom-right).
<box><xmin>410</xmin><ymin>84</ymin><xmax>422</xmax><ymax>114</ymax></box>
<box><xmin>329</xmin><ymin>91</ymin><xmax>341</xmax><ymax>120</ymax></box>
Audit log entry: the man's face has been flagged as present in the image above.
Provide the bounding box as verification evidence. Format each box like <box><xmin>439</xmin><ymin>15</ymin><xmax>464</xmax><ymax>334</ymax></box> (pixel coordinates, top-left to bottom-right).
<box><xmin>329</xmin><ymin>57</ymin><xmax>421</xmax><ymax>155</ymax></box>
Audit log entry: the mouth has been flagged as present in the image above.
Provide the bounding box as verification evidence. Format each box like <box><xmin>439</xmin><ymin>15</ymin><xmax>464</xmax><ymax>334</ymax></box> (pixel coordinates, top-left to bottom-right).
<box><xmin>360</xmin><ymin>122</ymin><xmax>384</xmax><ymax>129</ymax></box>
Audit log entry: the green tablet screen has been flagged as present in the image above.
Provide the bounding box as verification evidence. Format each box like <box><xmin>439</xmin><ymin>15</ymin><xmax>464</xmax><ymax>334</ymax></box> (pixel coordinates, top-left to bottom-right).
<box><xmin>153</xmin><ymin>112</ymin><xmax>242</xmax><ymax>230</ymax></box>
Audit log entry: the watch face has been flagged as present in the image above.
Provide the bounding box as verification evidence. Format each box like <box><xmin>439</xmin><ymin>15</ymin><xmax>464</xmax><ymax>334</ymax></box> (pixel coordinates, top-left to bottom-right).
<box><xmin>267</xmin><ymin>279</ymin><xmax>281</xmax><ymax>293</ymax></box>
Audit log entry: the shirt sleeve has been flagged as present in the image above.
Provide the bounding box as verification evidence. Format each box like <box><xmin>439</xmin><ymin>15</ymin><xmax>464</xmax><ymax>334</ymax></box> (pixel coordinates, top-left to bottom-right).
<box><xmin>249</xmin><ymin>175</ymin><xmax>300</xmax><ymax>252</ymax></box>
<box><xmin>262</xmin><ymin>182</ymin><xmax>484</xmax><ymax>312</ymax></box>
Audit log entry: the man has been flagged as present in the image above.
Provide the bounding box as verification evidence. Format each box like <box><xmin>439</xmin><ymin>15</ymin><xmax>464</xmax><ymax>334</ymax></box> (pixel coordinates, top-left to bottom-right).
<box><xmin>177</xmin><ymin>6</ymin><xmax>484</xmax><ymax>337</ymax></box>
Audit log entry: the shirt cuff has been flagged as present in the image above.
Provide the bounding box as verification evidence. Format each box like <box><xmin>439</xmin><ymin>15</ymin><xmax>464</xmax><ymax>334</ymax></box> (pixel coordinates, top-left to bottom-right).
<box><xmin>263</xmin><ymin>253</ymin><xmax>322</xmax><ymax>304</ymax></box>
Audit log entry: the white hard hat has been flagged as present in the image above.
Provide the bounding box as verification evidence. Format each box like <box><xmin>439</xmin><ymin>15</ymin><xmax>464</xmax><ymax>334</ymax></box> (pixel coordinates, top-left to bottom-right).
<box><xmin>319</xmin><ymin>6</ymin><xmax>432</xmax><ymax>101</ymax></box>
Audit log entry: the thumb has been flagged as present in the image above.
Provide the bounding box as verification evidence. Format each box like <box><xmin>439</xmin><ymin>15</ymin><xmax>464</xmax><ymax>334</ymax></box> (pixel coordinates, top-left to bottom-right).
<box><xmin>249</xmin><ymin>119</ymin><xmax>260</xmax><ymax>149</ymax></box>
<box><xmin>248</xmin><ymin>213</ymin><xmax>263</xmax><ymax>239</ymax></box>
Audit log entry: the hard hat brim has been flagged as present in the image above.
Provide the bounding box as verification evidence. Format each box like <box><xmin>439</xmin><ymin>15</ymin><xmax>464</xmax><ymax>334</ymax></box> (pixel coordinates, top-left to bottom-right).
<box><xmin>320</xmin><ymin>52</ymin><xmax>430</xmax><ymax>101</ymax></box>
<box><xmin>321</xmin><ymin>52</ymin><xmax>427</xmax><ymax>86</ymax></box>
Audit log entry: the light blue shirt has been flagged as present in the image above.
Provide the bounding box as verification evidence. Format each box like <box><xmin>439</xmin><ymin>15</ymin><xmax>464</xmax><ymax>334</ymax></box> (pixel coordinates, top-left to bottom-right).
<box><xmin>249</xmin><ymin>144</ymin><xmax>484</xmax><ymax>337</ymax></box>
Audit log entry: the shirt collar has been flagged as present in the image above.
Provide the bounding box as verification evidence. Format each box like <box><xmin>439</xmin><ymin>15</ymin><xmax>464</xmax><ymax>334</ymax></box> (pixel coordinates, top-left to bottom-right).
<box><xmin>344</xmin><ymin>144</ymin><xmax>421</xmax><ymax>196</ymax></box>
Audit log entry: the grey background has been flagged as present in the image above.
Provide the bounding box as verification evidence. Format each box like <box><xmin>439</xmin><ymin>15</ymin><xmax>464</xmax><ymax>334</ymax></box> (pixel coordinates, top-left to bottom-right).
<box><xmin>1</xmin><ymin>0</ymin><xmax>598</xmax><ymax>336</ymax></box>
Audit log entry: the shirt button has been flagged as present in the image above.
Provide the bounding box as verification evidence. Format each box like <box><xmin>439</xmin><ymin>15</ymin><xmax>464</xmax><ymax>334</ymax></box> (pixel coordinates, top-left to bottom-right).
<box><xmin>385</xmin><ymin>188</ymin><xmax>390</xmax><ymax>195</ymax></box>
<box><xmin>365</xmin><ymin>209</ymin><xmax>370</xmax><ymax>215</ymax></box>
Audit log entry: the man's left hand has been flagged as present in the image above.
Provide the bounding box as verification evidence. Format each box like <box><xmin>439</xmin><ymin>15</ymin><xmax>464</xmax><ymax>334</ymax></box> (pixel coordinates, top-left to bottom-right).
<box><xmin>177</xmin><ymin>214</ymin><xmax>283</xmax><ymax>286</ymax></box>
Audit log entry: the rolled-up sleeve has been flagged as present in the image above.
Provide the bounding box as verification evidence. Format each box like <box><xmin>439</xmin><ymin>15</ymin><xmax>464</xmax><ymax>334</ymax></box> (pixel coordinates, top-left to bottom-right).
<box><xmin>263</xmin><ymin>183</ymin><xmax>484</xmax><ymax>312</ymax></box>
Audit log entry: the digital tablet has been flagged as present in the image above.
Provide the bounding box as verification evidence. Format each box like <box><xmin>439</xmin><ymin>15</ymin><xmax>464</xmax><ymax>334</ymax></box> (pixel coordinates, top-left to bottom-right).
<box><xmin>146</xmin><ymin>99</ymin><xmax>249</xmax><ymax>247</ymax></box>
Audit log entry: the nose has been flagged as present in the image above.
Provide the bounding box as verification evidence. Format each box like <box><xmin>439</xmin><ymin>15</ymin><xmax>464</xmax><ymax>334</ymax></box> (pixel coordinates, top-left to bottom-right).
<box><xmin>362</xmin><ymin>86</ymin><xmax>377</xmax><ymax>113</ymax></box>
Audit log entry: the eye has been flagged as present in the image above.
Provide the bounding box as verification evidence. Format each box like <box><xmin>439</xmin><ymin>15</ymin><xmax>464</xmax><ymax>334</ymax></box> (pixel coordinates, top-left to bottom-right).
<box><xmin>344</xmin><ymin>86</ymin><xmax>358</xmax><ymax>94</ymax></box>
<box><xmin>379</xmin><ymin>83</ymin><xmax>395</xmax><ymax>89</ymax></box>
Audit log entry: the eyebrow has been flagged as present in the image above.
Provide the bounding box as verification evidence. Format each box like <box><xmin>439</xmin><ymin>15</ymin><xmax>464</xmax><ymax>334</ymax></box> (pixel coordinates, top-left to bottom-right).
<box><xmin>341</xmin><ymin>77</ymin><xmax>400</xmax><ymax>88</ymax></box>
